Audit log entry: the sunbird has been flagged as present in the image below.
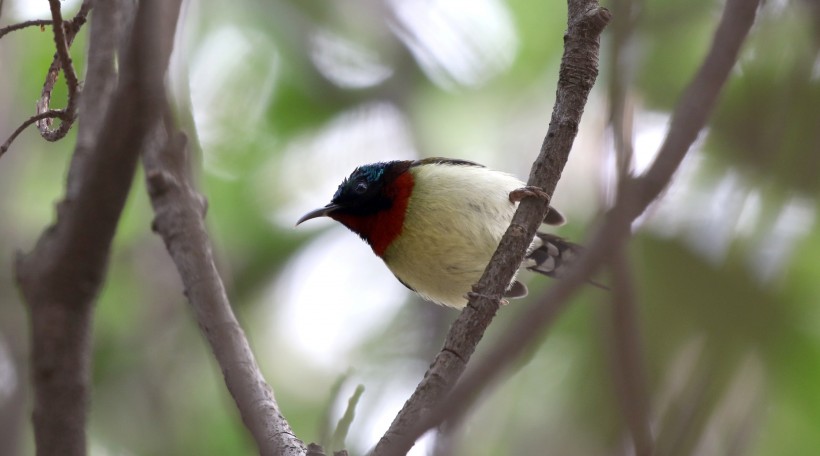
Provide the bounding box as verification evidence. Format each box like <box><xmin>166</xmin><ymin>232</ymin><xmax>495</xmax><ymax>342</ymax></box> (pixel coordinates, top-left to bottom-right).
<box><xmin>297</xmin><ymin>158</ymin><xmax>586</xmax><ymax>308</ymax></box>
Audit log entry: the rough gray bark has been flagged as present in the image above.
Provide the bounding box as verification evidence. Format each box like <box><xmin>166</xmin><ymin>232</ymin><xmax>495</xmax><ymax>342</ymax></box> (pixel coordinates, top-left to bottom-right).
<box><xmin>14</xmin><ymin>0</ymin><xmax>181</xmax><ymax>454</ymax></box>
<box><xmin>142</xmin><ymin>126</ymin><xmax>308</xmax><ymax>456</ymax></box>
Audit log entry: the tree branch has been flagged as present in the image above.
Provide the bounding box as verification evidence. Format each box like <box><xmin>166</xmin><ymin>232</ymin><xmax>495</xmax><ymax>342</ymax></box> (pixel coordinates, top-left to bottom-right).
<box><xmin>371</xmin><ymin>2</ymin><xmax>611</xmax><ymax>455</ymax></box>
<box><xmin>395</xmin><ymin>0</ymin><xmax>760</xmax><ymax>446</ymax></box>
<box><xmin>0</xmin><ymin>0</ymin><xmax>91</xmax><ymax>156</ymax></box>
<box><xmin>0</xmin><ymin>19</ymin><xmax>52</xmax><ymax>39</ymax></box>
<box><xmin>14</xmin><ymin>0</ymin><xmax>180</xmax><ymax>454</ymax></box>
<box><xmin>607</xmin><ymin>245</ymin><xmax>653</xmax><ymax>456</ymax></box>
<box><xmin>47</xmin><ymin>0</ymin><xmax>80</xmax><ymax>91</ymax></box>
<box><xmin>607</xmin><ymin>0</ymin><xmax>639</xmax><ymax>184</ymax></box>
<box><xmin>142</xmin><ymin>124</ymin><xmax>308</xmax><ymax>456</ymax></box>
<box><xmin>605</xmin><ymin>1</ymin><xmax>653</xmax><ymax>452</ymax></box>
<box><xmin>632</xmin><ymin>0</ymin><xmax>760</xmax><ymax>210</ymax></box>
<box><xmin>0</xmin><ymin>110</ymin><xmax>69</xmax><ymax>157</ymax></box>
<box><xmin>330</xmin><ymin>384</ymin><xmax>365</xmax><ymax>452</ymax></box>
<box><xmin>36</xmin><ymin>0</ymin><xmax>91</xmax><ymax>141</ymax></box>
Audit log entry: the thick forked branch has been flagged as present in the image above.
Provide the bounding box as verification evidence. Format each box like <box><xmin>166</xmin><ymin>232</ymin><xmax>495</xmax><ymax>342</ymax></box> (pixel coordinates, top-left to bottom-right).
<box><xmin>371</xmin><ymin>2</ymin><xmax>611</xmax><ymax>455</ymax></box>
<box><xmin>14</xmin><ymin>1</ymin><xmax>181</xmax><ymax>455</ymax></box>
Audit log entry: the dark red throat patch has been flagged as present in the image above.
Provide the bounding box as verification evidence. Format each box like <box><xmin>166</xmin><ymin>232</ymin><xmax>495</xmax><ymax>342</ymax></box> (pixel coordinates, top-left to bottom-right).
<box><xmin>331</xmin><ymin>171</ymin><xmax>414</xmax><ymax>257</ymax></box>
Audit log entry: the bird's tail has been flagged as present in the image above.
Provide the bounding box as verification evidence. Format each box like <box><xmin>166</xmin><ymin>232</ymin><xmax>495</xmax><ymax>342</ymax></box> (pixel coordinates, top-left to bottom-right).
<box><xmin>524</xmin><ymin>232</ymin><xmax>608</xmax><ymax>290</ymax></box>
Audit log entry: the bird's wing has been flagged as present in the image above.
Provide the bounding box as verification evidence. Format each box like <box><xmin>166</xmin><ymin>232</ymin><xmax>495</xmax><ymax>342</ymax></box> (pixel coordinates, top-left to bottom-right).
<box><xmin>504</xmin><ymin>280</ymin><xmax>529</xmax><ymax>299</ymax></box>
<box><xmin>412</xmin><ymin>158</ymin><xmax>565</xmax><ymax>226</ymax></box>
<box><xmin>395</xmin><ymin>275</ymin><xmax>417</xmax><ymax>292</ymax></box>
<box><xmin>543</xmin><ymin>207</ymin><xmax>566</xmax><ymax>226</ymax></box>
<box><xmin>412</xmin><ymin>157</ymin><xmax>485</xmax><ymax>168</ymax></box>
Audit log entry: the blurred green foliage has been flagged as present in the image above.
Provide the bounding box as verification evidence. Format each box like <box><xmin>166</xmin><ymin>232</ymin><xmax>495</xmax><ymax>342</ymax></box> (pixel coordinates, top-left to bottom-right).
<box><xmin>1</xmin><ymin>0</ymin><xmax>819</xmax><ymax>455</ymax></box>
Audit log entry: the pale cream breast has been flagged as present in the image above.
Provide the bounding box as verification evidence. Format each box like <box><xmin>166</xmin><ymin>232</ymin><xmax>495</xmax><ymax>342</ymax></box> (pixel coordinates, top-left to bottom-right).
<box><xmin>382</xmin><ymin>163</ymin><xmax>525</xmax><ymax>308</ymax></box>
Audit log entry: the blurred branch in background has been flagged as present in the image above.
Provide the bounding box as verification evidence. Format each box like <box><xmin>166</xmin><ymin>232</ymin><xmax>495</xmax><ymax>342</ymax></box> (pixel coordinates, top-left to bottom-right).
<box><xmin>35</xmin><ymin>0</ymin><xmax>88</xmax><ymax>142</ymax></box>
<box><xmin>329</xmin><ymin>383</ymin><xmax>364</xmax><ymax>452</ymax></box>
<box><xmin>606</xmin><ymin>0</ymin><xmax>653</xmax><ymax>453</ymax></box>
<box><xmin>607</xmin><ymin>0</ymin><xmax>638</xmax><ymax>188</ymax></box>
<box><xmin>318</xmin><ymin>370</ymin><xmax>352</xmax><ymax>449</ymax></box>
<box><xmin>607</xmin><ymin>246</ymin><xmax>652</xmax><ymax>456</ymax></box>
<box><xmin>628</xmin><ymin>0</ymin><xmax>761</xmax><ymax>212</ymax></box>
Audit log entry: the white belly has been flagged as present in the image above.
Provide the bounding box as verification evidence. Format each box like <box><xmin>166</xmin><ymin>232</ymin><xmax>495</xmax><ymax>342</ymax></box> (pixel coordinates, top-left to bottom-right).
<box><xmin>382</xmin><ymin>163</ymin><xmax>525</xmax><ymax>308</ymax></box>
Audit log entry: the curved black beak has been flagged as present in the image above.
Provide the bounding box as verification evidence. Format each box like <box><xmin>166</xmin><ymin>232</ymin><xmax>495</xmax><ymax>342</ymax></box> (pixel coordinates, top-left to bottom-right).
<box><xmin>296</xmin><ymin>203</ymin><xmax>342</xmax><ymax>226</ymax></box>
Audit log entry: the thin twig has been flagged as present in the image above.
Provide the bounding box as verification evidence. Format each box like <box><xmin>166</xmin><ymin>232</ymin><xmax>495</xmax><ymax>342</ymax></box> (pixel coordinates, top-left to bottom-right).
<box><xmin>608</xmin><ymin>0</ymin><xmax>639</xmax><ymax>185</ymax></box>
<box><xmin>371</xmin><ymin>2</ymin><xmax>611</xmax><ymax>455</ymax></box>
<box><xmin>397</xmin><ymin>0</ymin><xmax>760</xmax><ymax>445</ymax></box>
<box><xmin>0</xmin><ymin>19</ymin><xmax>52</xmax><ymax>39</ymax></box>
<box><xmin>48</xmin><ymin>0</ymin><xmax>80</xmax><ymax>91</ymax></box>
<box><xmin>0</xmin><ymin>110</ymin><xmax>67</xmax><ymax>157</ymax></box>
<box><xmin>36</xmin><ymin>0</ymin><xmax>91</xmax><ymax>141</ymax></box>
<box><xmin>330</xmin><ymin>385</ymin><xmax>364</xmax><ymax>452</ymax></box>
<box><xmin>0</xmin><ymin>0</ymin><xmax>92</xmax><ymax>157</ymax></box>
<box><xmin>319</xmin><ymin>372</ymin><xmax>352</xmax><ymax>449</ymax></box>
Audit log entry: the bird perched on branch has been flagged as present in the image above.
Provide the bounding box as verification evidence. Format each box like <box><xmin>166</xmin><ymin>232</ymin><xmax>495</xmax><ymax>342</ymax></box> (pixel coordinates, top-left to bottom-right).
<box><xmin>297</xmin><ymin>157</ymin><xmax>587</xmax><ymax>308</ymax></box>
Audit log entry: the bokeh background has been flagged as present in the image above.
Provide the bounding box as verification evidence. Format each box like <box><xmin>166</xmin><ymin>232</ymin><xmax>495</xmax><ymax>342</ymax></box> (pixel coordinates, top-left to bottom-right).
<box><xmin>1</xmin><ymin>0</ymin><xmax>819</xmax><ymax>454</ymax></box>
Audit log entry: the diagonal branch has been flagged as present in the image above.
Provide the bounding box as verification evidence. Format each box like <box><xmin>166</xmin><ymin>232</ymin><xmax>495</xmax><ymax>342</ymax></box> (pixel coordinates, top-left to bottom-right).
<box><xmin>142</xmin><ymin>122</ymin><xmax>308</xmax><ymax>456</ymax></box>
<box><xmin>398</xmin><ymin>0</ymin><xmax>761</xmax><ymax>445</ymax></box>
<box><xmin>371</xmin><ymin>2</ymin><xmax>611</xmax><ymax>455</ymax></box>
<box><xmin>631</xmin><ymin>0</ymin><xmax>760</xmax><ymax>209</ymax></box>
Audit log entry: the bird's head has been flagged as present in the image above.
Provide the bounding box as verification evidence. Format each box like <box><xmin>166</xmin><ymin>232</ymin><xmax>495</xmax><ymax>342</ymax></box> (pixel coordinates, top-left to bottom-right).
<box><xmin>297</xmin><ymin>160</ymin><xmax>415</xmax><ymax>256</ymax></box>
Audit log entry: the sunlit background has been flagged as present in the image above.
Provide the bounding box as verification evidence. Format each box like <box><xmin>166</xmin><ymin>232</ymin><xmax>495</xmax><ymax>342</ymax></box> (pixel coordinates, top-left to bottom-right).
<box><xmin>1</xmin><ymin>0</ymin><xmax>819</xmax><ymax>454</ymax></box>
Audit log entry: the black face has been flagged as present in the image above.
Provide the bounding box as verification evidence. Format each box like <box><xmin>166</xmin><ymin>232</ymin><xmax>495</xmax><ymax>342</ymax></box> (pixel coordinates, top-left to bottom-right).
<box><xmin>330</xmin><ymin>162</ymin><xmax>396</xmax><ymax>216</ymax></box>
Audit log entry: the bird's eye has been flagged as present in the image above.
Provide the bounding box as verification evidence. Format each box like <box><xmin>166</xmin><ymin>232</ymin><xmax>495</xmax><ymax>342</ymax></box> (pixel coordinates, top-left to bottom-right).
<box><xmin>354</xmin><ymin>181</ymin><xmax>368</xmax><ymax>194</ymax></box>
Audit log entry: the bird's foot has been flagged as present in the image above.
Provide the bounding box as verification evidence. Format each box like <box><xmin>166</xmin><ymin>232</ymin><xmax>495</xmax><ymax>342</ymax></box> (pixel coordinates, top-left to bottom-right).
<box><xmin>509</xmin><ymin>186</ymin><xmax>551</xmax><ymax>203</ymax></box>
